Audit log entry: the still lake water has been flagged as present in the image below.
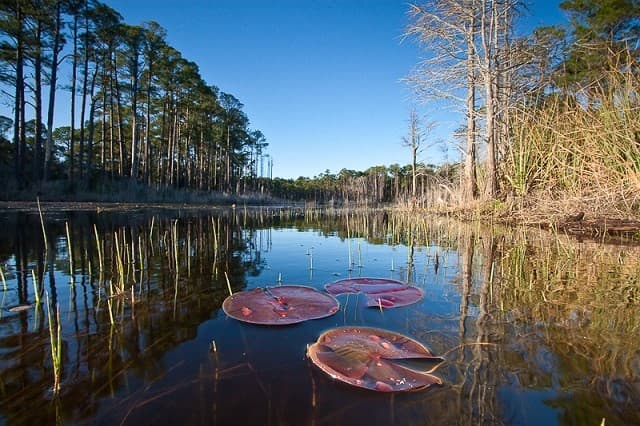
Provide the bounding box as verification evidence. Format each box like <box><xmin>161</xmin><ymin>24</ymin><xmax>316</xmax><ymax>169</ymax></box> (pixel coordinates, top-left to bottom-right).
<box><xmin>0</xmin><ymin>207</ymin><xmax>638</xmax><ymax>425</ymax></box>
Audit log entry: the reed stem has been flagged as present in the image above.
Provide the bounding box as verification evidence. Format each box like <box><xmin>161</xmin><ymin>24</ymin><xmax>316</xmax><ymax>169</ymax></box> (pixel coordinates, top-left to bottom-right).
<box><xmin>224</xmin><ymin>271</ymin><xmax>233</xmax><ymax>296</ymax></box>
<box><xmin>0</xmin><ymin>264</ymin><xmax>6</xmax><ymax>291</ymax></box>
<box><xmin>173</xmin><ymin>220</ymin><xmax>179</xmax><ymax>273</ymax></box>
<box><xmin>31</xmin><ymin>269</ymin><xmax>41</xmax><ymax>304</ymax></box>
<box><xmin>45</xmin><ymin>290</ymin><xmax>62</xmax><ymax>395</ymax></box>
<box><xmin>93</xmin><ymin>224</ymin><xmax>104</xmax><ymax>275</ymax></box>
<box><xmin>65</xmin><ymin>222</ymin><xmax>74</xmax><ymax>283</ymax></box>
<box><xmin>114</xmin><ymin>232</ymin><xmax>125</xmax><ymax>292</ymax></box>
<box><xmin>37</xmin><ymin>197</ymin><xmax>48</xmax><ymax>248</ymax></box>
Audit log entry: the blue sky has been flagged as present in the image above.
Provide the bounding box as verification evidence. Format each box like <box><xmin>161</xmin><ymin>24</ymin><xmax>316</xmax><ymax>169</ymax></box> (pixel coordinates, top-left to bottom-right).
<box><xmin>41</xmin><ymin>1</ymin><xmax>568</xmax><ymax>179</ymax></box>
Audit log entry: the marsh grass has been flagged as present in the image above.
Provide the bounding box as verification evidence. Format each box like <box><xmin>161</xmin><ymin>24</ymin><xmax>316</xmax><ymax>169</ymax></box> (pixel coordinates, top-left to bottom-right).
<box><xmin>504</xmin><ymin>57</ymin><xmax>640</xmax><ymax>217</ymax></box>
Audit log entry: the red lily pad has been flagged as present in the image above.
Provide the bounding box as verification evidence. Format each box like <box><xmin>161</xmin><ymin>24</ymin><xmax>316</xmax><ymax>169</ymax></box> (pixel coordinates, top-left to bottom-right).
<box><xmin>307</xmin><ymin>326</ymin><xmax>443</xmax><ymax>392</ymax></box>
<box><xmin>325</xmin><ymin>277</ymin><xmax>424</xmax><ymax>308</ymax></box>
<box><xmin>222</xmin><ymin>285</ymin><xmax>340</xmax><ymax>325</ymax></box>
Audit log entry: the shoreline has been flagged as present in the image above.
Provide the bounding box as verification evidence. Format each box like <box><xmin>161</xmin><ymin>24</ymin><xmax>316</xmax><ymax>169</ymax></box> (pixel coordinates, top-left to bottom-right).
<box><xmin>2</xmin><ymin>200</ymin><xmax>639</xmax><ymax>242</ymax></box>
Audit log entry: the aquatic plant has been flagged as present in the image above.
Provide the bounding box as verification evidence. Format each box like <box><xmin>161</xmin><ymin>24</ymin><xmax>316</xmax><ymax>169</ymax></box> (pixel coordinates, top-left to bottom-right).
<box><xmin>37</xmin><ymin>197</ymin><xmax>48</xmax><ymax>248</ymax></box>
<box><xmin>45</xmin><ymin>291</ymin><xmax>62</xmax><ymax>395</ymax></box>
<box><xmin>325</xmin><ymin>277</ymin><xmax>424</xmax><ymax>308</ymax></box>
<box><xmin>31</xmin><ymin>270</ymin><xmax>41</xmax><ymax>305</ymax></box>
<box><xmin>0</xmin><ymin>264</ymin><xmax>6</xmax><ymax>291</ymax></box>
<box><xmin>307</xmin><ymin>326</ymin><xmax>443</xmax><ymax>392</ymax></box>
<box><xmin>222</xmin><ymin>285</ymin><xmax>339</xmax><ymax>325</ymax></box>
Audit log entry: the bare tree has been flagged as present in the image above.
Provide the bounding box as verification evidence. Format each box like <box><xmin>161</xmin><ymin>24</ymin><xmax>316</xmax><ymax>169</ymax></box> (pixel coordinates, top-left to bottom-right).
<box><xmin>478</xmin><ymin>0</ymin><xmax>520</xmax><ymax>198</ymax></box>
<box><xmin>405</xmin><ymin>0</ymin><xmax>478</xmax><ymax>201</ymax></box>
<box><xmin>402</xmin><ymin>109</ymin><xmax>435</xmax><ymax>200</ymax></box>
<box><xmin>406</xmin><ymin>0</ymin><xmax>521</xmax><ymax>201</ymax></box>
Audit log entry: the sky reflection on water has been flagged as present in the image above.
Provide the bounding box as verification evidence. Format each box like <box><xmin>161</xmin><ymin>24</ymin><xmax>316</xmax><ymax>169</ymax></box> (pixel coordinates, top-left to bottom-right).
<box><xmin>0</xmin><ymin>208</ymin><xmax>638</xmax><ymax>425</ymax></box>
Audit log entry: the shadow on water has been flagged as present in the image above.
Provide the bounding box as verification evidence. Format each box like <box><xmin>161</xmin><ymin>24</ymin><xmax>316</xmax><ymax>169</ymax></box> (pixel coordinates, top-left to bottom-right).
<box><xmin>0</xmin><ymin>207</ymin><xmax>638</xmax><ymax>425</ymax></box>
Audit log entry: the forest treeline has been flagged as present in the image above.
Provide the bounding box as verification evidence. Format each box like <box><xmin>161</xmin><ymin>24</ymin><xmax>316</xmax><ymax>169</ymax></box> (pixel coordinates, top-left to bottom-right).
<box><xmin>0</xmin><ymin>0</ymin><xmax>268</xmax><ymax>197</ymax></box>
<box><xmin>269</xmin><ymin>163</ymin><xmax>456</xmax><ymax>207</ymax></box>
<box><xmin>1</xmin><ymin>0</ymin><xmax>640</xmax><ymax>214</ymax></box>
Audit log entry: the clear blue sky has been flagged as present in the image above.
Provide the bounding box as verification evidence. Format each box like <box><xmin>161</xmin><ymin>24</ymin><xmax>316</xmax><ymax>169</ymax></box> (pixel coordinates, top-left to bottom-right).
<box><xmin>79</xmin><ymin>1</ymin><xmax>568</xmax><ymax>179</ymax></box>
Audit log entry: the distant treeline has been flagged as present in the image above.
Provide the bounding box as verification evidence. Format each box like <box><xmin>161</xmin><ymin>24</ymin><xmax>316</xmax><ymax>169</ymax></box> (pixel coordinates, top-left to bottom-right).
<box><xmin>0</xmin><ymin>0</ymin><xmax>268</xmax><ymax>196</ymax></box>
<box><xmin>266</xmin><ymin>163</ymin><xmax>457</xmax><ymax>206</ymax></box>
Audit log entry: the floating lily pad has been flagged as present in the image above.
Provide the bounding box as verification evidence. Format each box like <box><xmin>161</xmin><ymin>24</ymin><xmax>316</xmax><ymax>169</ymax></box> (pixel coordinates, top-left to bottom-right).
<box><xmin>325</xmin><ymin>277</ymin><xmax>423</xmax><ymax>308</ymax></box>
<box><xmin>307</xmin><ymin>326</ymin><xmax>443</xmax><ymax>392</ymax></box>
<box><xmin>222</xmin><ymin>285</ymin><xmax>340</xmax><ymax>325</ymax></box>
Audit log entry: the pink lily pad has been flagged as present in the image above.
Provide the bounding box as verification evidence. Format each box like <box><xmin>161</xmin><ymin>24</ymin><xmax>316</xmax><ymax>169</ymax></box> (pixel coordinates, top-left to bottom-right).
<box><xmin>222</xmin><ymin>285</ymin><xmax>340</xmax><ymax>325</ymax></box>
<box><xmin>307</xmin><ymin>326</ymin><xmax>443</xmax><ymax>392</ymax></box>
<box><xmin>325</xmin><ymin>277</ymin><xmax>424</xmax><ymax>308</ymax></box>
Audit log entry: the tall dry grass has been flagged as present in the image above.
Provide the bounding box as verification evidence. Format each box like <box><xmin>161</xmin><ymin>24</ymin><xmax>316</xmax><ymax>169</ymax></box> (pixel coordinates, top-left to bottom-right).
<box><xmin>504</xmin><ymin>58</ymin><xmax>640</xmax><ymax>217</ymax></box>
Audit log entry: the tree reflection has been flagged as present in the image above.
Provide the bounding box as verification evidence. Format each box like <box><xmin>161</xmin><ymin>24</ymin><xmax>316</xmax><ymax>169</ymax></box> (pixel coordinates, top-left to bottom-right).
<box><xmin>0</xmin><ymin>208</ymin><xmax>638</xmax><ymax>424</ymax></box>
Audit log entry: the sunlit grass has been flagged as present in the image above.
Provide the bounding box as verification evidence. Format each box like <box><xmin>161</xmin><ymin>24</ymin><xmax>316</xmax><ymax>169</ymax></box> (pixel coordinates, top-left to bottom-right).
<box><xmin>504</xmin><ymin>59</ymin><xmax>640</xmax><ymax>217</ymax></box>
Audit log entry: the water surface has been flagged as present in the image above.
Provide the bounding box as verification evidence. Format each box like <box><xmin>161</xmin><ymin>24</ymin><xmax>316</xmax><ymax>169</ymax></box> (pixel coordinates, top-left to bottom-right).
<box><xmin>0</xmin><ymin>208</ymin><xmax>638</xmax><ymax>425</ymax></box>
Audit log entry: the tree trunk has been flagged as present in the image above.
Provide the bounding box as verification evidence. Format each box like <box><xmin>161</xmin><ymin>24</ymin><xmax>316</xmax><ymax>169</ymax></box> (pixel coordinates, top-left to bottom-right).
<box><xmin>33</xmin><ymin>14</ymin><xmax>43</xmax><ymax>183</ymax></box>
<box><xmin>79</xmin><ymin>2</ymin><xmax>90</xmax><ymax>180</ymax></box>
<box><xmin>44</xmin><ymin>0</ymin><xmax>63</xmax><ymax>182</ymax></box>
<box><xmin>113</xmin><ymin>55</ymin><xmax>125</xmax><ymax>176</ymax></box>
<box><xmin>129</xmin><ymin>59</ymin><xmax>139</xmax><ymax>180</ymax></box>
<box><xmin>108</xmin><ymin>66</ymin><xmax>115</xmax><ymax>180</ymax></box>
<box><xmin>13</xmin><ymin>3</ymin><xmax>25</xmax><ymax>186</ymax></box>
<box><xmin>144</xmin><ymin>61</ymin><xmax>153</xmax><ymax>185</ymax></box>
<box><xmin>481</xmin><ymin>0</ymin><xmax>498</xmax><ymax>199</ymax></box>
<box><xmin>86</xmin><ymin>68</ymin><xmax>99</xmax><ymax>185</ymax></box>
<box><xmin>100</xmin><ymin>63</ymin><xmax>108</xmax><ymax>177</ymax></box>
<box><xmin>464</xmin><ymin>0</ymin><xmax>478</xmax><ymax>202</ymax></box>
<box><xmin>70</xmin><ymin>13</ymin><xmax>78</xmax><ymax>184</ymax></box>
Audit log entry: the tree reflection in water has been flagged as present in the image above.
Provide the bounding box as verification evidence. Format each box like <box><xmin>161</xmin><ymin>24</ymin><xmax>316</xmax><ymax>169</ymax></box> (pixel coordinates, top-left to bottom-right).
<box><xmin>0</xmin><ymin>207</ymin><xmax>637</xmax><ymax>425</ymax></box>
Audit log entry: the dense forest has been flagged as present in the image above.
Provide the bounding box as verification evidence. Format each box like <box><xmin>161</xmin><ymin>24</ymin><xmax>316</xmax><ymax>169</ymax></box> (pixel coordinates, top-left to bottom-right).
<box><xmin>1</xmin><ymin>0</ymin><xmax>640</xmax><ymax>214</ymax></box>
<box><xmin>0</xmin><ymin>0</ymin><xmax>269</xmax><ymax>197</ymax></box>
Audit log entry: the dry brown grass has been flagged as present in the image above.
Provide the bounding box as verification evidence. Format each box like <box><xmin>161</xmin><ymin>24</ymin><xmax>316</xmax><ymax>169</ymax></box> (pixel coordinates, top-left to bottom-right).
<box><xmin>503</xmin><ymin>56</ymin><xmax>640</xmax><ymax>219</ymax></box>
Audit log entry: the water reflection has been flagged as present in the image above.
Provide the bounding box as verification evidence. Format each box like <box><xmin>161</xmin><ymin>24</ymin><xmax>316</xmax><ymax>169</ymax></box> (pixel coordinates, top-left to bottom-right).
<box><xmin>0</xmin><ymin>207</ymin><xmax>638</xmax><ymax>425</ymax></box>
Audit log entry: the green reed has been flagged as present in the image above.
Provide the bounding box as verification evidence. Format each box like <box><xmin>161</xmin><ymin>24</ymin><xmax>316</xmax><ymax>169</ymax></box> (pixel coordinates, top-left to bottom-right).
<box><xmin>94</xmin><ymin>224</ymin><xmax>104</xmax><ymax>275</ymax></box>
<box><xmin>45</xmin><ymin>291</ymin><xmax>62</xmax><ymax>395</ymax></box>
<box><xmin>37</xmin><ymin>197</ymin><xmax>48</xmax><ymax>248</ymax></box>
<box><xmin>0</xmin><ymin>264</ymin><xmax>6</xmax><ymax>291</ymax></box>
<box><xmin>31</xmin><ymin>269</ymin><xmax>41</xmax><ymax>304</ymax></box>
<box><xmin>113</xmin><ymin>233</ymin><xmax>121</xmax><ymax>293</ymax></box>
<box><xmin>65</xmin><ymin>222</ymin><xmax>74</xmax><ymax>284</ymax></box>
<box><xmin>224</xmin><ymin>271</ymin><xmax>233</xmax><ymax>296</ymax></box>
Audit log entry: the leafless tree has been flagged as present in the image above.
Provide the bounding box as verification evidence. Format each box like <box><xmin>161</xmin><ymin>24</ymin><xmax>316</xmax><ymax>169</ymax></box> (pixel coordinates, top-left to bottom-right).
<box><xmin>406</xmin><ymin>0</ymin><xmax>522</xmax><ymax>200</ymax></box>
<box><xmin>402</xmin><ymin>109</ymin><xmax>435</xmax><ymax>200</ymax></box>
<box><xmin>405</xmin><ymin>0</ymin><xmax>478</xmax><ymax>201</ymax></box>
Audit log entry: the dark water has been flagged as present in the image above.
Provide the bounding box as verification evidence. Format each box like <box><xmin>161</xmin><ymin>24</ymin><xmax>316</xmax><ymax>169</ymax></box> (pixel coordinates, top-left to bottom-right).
<box><xmin>0</xmin><ymin>207</ymin><xmax>638</xmax><ymax>425</ymax></box>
